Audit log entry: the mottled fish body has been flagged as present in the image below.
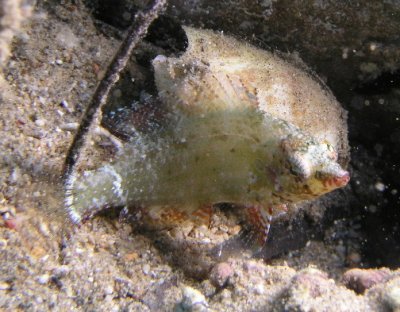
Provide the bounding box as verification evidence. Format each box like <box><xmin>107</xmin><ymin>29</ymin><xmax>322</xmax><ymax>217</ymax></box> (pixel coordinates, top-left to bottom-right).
<box><xmin>65</xmin><ymin>27</ymin><xmax>350</xmax><ymax>244</ymax></box>
<box><xmin>66</xmin><ymin>107</ymin><xmax>348</xmax><ymax>226</ymax></box>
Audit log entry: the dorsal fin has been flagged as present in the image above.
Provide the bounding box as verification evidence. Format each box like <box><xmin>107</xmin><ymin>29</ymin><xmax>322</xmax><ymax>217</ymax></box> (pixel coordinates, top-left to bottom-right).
<box><xmin>152</xmin><ymin>27</ymin><xmax>261</xmax><ymax>115</ymax></box>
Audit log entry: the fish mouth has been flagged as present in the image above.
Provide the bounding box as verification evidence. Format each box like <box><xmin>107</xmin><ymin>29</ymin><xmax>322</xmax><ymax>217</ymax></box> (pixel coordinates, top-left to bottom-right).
<box><xmin>328</xmin><ymin>170</ymin><xmax>350</xmax><ymax>188</ymax></box>
<box><xmin>321</xmin><ymin>169</ymin><xmax>350</xmax><ymax>189</ymax></box>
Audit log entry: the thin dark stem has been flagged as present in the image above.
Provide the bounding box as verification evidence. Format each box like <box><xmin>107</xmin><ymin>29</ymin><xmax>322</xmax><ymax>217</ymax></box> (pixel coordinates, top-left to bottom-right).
<box><xmin>63</xmin><ymin>0</ymin><xmax>167</xmax><ymax>179</ymax></box>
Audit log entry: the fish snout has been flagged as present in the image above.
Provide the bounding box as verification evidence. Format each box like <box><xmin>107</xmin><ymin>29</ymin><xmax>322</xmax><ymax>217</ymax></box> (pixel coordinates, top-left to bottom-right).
<box><xmin>330</xmin><ymin>170</ymin><xmax>350</xmax><ymax>188</ymax></box>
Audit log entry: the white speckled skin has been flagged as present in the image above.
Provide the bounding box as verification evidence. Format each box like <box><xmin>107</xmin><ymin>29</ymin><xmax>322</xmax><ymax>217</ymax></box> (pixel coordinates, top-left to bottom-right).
<box><xmin>65</xmin><ymin>28</ymin><xmax>349</xmax><ymax>241</ymax></box>
<box><xmin>153</xmin><ymin>27</ymin><xmax>349</xmax><ymax>166</ymax></box>
<box><xmin>66</xmin><ymin>107</ymin><xmax>348</xmax><ymax>224</ymax></box>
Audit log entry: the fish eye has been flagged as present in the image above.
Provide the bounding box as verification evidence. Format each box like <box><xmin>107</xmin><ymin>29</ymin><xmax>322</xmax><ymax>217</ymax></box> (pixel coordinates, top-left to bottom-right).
<box><xmin>287</xmin><ymin>157</ymin><xmax>310</xmax><ymax>181</ymax></box>
<box><xmin>314</xmin><ymin>170</ymin><xmax>324</xmax><ymax>180</ymax></box>
<box><xmin>289</xmin><ymin>165</ymin><xmax>301</xmax><ymax>177</ymax></box>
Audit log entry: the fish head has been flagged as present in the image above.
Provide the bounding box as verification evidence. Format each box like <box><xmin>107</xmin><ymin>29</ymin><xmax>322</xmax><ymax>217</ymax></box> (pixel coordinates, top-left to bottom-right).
<box><xmin>274</xmin><ymin>135</ymin><xmax>350</xmax><ymax>201</ymax></box>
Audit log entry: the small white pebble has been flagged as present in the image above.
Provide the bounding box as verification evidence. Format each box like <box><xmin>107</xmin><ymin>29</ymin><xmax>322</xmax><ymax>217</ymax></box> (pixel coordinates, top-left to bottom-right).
<box><xmin>37</xmin><ymin>274</ymin><xmax>50</xmax><ymax>285</ymax></box>
<box><xmin>0</xmin><ymin>238</ymin><xmax>7</xmax><ymax>250</ymax></box>
<box><xmin>9</xmin><ymin>167</ymin><xmax>21</xmax><ymax>183</ymax></box>
<box><xmin>104</xmin><ymin>285</ymin><xmax>114</xmax><ymax>295</ymax></box>
<box><xmin>254</xmin><ymin>283</ymin><xmax>265</xmax><ymax>295</ymax></box>
<box><xmin>180</xmin><ymin>286</ymin><xmax>208</xmax><ymax>311</ymax></box>
<box><xmin>60</xmin><ymin>99</ymin><xmax>69</xmax><ymax>108</ymax></box>
<box><xmin>375</xmin><ymin>182</ymin><xmax>385</xmax><ymax>192</ymax></box>
<box><xmin>40</xmin><ymin>255</ymin><xmax>50</xmax><ymax>263</ymax></box>
<box><xmin>60</xmin><ymin>122</ymin><xmax>79</xmax><ymax>131</ymax></box>
<box><xmin>369</xmin><ymin>43</ymin><xmax>377</xmax><ymax>51</ymax></box>
<box><xmin>35</xmin><ymin>119</ymin><xmax>46</xmax><ymax>127</ymax></box>
<box><xmin>35</xmin><ymin>296</ymin><xmax>43</xmax><ymax>304</ymax></box>
<box><xmin>142</xmin><ymin>264</ymin><xmax>150</xmax><ymax>275</ymax></box>
<box><xmin>38</xmin><ymin>96</ymin><xmax>47</xmax><ymax>105</ymax></box>
<box><xmin>55</xmin><ymin>59</ymin><xmax>63</xmax><ymax>65</ymax></box>
<box><xmin>60</xmin><ymin>100</ymin><xmax>74</xmax><ymax>113</ymax></box>
<box><xmin>38</xmin><ymin>222</ymin><xmax>50</xmax><ymax>237</ymax></box>
<box><xmin>75</xmin><ymin>248</ymin><xmax>84</xmax><ymax>254</ymax></box>
<box><xmin>0</xmin><ymin>282</ymin><xmax>10</xmax><ymax>290</ymax></box>
<box><xmin>202</xmin><ymin>238</ymin><xmax>211</xmax><ymax>244</ymax></box>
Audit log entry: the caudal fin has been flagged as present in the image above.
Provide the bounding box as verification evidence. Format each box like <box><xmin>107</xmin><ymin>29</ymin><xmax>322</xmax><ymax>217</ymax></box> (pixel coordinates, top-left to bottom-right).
<box><xmin>65</xmin><ymin>165</ymin><xmax>126</xmax><ymax>224</ymax></box>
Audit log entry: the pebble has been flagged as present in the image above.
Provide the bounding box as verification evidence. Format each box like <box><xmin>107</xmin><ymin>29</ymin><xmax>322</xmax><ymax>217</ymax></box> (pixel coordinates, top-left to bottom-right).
<box><xmin>60</xmin><ymin>99</ymin><xmax>74</xmax><ymax>113</ymax></box>
<box><xmin>104</xmin><ymin>285</ymin><xmax>114</xmax><ymax>295</ymax></box>
<box><xmin>375</xmin><ymin>182</ymin><xmax>385</xmax><ymax>192</ymax></box>
<box><xmin>177</xmin><ymin>286</ymin><xmax>208</xmax><ymax>312</ymax></box>
<box><xmin>254</xmin><ymin>283</ymin><xmax>266</xmax><ymax>295</ymax></box>
<box><xmin>35</xmin><ymin>119</ymin><xmax>46</xmax><ymax>127</ymax></box>
<box><xmin>4</xmin><ymin>217</ymin><xmax>19</xmax><ymax>230</ymax></box>
<box><xmin>0</xmin><ymin>238</ymin><xmax>7</xmax><ymax>250</ymax></box>
<box><xmin>8</xmin><ymin>167</ymin><xmax>21</xmax><ymax>184</ymax></box>
<box><xmin>60</xmin><ymin>122</ymin><xmax>79</xmax><ymax>131</ymax></box>
<box><xmin>0</xmin><ymin>281</ymin><xmax>10</xmax><ymax>290</ymax></box>
<box><xmin>35</xmin><ymin>296</ymin><xmax>43</xmax><ymax>304</ymax></box>
<box><xmin>37</xmin><ymin>274</ymin><xmax>50</xmax><ymax>285</ymax></box>
<box><xmin>209</xmin><ymin>262</ymin><xmax>234</xmax><ymax>288</ymax></box>
<box><xmin>290</xmin><ymin>268</ymin><xmax>331</xmax><ymax>299</ymax></box>
<box><xmin>38</xmin><ymin>222</ymin><xmax>50</xmax><ymax>237</ymax></box>
<box><xmin>342</xmin><ymin>268</ymin><xmax>391</xmax><ymax>294</ymax></box>
<box><xmin>75</xmin><ymin>247</ymin><xmax>84</xmax><ymax>254</ymax></box>
<box><xmin>142</xmin><ymin>264</ymin><xmax>150</xmax><ymax>275</ymax></box>
<box><xmin>219</xmin><ymin>288</ymin><xmax>232</xmax><ymax>300</ymax></box>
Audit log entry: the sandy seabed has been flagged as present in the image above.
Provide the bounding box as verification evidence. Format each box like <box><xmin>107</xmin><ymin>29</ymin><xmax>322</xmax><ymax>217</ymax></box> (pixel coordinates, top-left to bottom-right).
<box><xmin>0</xmin><ymin>1</ymin><xmax>400</xmax><ymax>311</ymax></box>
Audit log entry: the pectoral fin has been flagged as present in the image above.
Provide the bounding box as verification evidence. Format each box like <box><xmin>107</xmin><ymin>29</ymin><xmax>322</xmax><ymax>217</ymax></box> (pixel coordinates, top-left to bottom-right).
<box><xmin>241</xmin><ymin>204</ymin><xmax>287</xmax><ymax>247</ymax></box>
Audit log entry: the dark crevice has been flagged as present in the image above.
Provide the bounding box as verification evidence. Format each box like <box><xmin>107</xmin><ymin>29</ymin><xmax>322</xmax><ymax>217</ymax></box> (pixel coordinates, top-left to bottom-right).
<box><xmin>353</xmin><ymin>70</ymin><xmax>400</xmax><ymax>95</ymax></box>
<box><xmin>337</xmin><ymin>68</ymin><xmax>400</xmax><ymax>268</ymax></box>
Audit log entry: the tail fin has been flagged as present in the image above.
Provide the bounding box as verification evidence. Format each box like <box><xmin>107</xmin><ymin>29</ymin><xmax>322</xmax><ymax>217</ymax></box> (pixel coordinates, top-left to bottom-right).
<box><xmin>65</xmin><ymin>165</ymin><xmax>126</xmax><ymax>224</ymax></box>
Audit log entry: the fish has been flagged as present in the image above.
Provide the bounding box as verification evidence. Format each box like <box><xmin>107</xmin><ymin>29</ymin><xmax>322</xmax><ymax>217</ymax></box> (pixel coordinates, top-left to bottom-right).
<box><xmin>65</xmin><ymin>27</ymin><xmax>349</xmax><ymax>246</ymax></box>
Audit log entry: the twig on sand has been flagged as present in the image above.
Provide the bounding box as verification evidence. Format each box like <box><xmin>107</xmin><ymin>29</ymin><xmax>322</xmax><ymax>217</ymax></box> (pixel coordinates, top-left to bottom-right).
<box><xmin>63</xmin><ymin>0</ymin><xmax>167</xmax><ymax>179</ymax></box>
